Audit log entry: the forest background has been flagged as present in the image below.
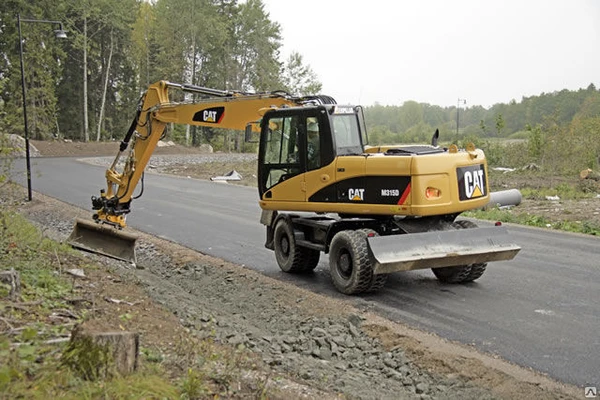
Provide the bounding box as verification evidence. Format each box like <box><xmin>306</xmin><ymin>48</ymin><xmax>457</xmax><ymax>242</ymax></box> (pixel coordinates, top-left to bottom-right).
<box><xmin>1</xmin><ymin>0</ymin><xmax>599</xmax><ymax>176</ymax></box>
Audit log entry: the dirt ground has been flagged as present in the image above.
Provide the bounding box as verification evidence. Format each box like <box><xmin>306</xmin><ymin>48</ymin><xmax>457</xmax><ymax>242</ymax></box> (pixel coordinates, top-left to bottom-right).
<box><xmin>9</xmin><ymin>139</ymin><xmax>586</xmax><ymax>399</ymax></box>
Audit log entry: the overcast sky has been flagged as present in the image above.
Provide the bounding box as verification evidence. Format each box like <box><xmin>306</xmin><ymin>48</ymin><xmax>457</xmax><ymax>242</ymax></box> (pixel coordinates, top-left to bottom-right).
<box><xmin>262</xmin><ymin>0</ymin><xmax>600</xmax><ymax>108</ymax></box>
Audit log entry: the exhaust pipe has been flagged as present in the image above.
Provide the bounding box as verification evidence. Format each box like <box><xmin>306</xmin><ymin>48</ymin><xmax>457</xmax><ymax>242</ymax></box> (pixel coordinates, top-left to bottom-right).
<box><xmin>67</xmin><ymin>218</ymin><xmax>138</xmax><ymax>264</ymax></box>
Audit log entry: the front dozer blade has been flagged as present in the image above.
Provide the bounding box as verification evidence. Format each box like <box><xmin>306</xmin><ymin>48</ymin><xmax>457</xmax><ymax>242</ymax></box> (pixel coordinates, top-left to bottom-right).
<box><xmin>67</xmin><ymin>218</ymin><xmax>138</xmax><ymax>264</ymax></box>
<box><xmin>369</xmin><ymin>226</ymin><xmax>520</xmax><ymax>274</ymax></box>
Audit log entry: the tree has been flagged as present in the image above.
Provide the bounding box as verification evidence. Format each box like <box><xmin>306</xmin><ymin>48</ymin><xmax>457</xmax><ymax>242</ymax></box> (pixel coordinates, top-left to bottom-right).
<box><xmin>479</xmin><ymin>119</ymin><xmax>487</xmax><ymax>136</ymax></box>
<box><xmin>131</xmin><ymin>2</ymin><xmax>155</xmax><ymax>89</ymax></box>
<box><xmin>399</xmin><ymin>101</ymin><xmax>424</xmax><ymax>132</ymax></box>
<box><xmin>280</xmin><ymin>51</ymin><xmax>321</xmax><ymax>95</ymax></box>
<box><xmin>495</xmin><ymin>114</ymin><xmax>505</xmax><ymax>137</ymax></box>
<box><xmin>526</xmin><ymin>123</ymin><xmax>543</xmax><ymax>161</ymax></box>
<box><xmin>228</xmin><ymin>0</ymin><xmax>282</xmax><ymax>91</ymax></box>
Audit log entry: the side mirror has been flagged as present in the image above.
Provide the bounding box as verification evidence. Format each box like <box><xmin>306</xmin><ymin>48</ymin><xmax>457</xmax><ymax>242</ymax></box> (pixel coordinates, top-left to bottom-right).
<box><xmin>245</xmin><ymin>122</ymin><xmax>259</xmax><ymax>143</ymax></box>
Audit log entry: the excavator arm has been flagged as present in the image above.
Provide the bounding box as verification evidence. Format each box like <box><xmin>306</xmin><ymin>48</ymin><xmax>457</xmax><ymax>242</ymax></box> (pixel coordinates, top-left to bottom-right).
<box><xmin>69</xmin><ymin>80</ymin><xmax>308</xmax><ymax>262</ymax></box>
<box><xmin>102</xmin><ymin>80</ymin><xmax>303</xmax><ymax>222</ymax></box>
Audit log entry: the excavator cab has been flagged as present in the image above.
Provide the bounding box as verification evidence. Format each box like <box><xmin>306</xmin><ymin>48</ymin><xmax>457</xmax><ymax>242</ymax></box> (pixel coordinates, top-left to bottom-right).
<box><xmin>257</xmin><ymin>105</ymin><xmax>367</xmax><ymax>199</ymax></box>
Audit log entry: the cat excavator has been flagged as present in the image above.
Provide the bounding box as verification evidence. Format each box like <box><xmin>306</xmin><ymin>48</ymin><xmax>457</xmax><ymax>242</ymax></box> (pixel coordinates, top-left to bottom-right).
<box><xmin>68</xmin><ymin>80</ymin><xmax>520</xmax><ymax>295</ymax></box>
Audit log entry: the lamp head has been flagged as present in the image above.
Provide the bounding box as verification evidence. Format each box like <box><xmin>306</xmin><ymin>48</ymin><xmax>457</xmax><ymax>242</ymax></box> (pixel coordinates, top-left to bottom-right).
<box><xmin>54</xmin><ymin>25</ymin><xmax>67</xmax><ymax>39</ymax></box>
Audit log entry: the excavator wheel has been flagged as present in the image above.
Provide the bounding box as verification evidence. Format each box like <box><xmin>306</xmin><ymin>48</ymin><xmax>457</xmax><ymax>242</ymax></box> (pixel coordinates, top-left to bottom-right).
<box><xmin>431</xmin><ymin>261</ymin><xmax>472</xmax><ymax>283</ymax></box>
<box><xmin>431</xmin><ymin>220</ymin><xmax>488</xmax><ymax>283</ymax></box>
<box><xmin>453</xmin><ymin>220</ymin><xmax>488</xmax><ymax>282</ymax></box>
<box><xmin>274</xmin><ymin>219</ymin><xmax>320</xmax><ymax>273</ymax></box>
<box><xmin>328</xmin><ymin>230</ymin><xmax>375</xmax><ymax>295</ymax></box>
<box><xmin>358</xmin><ymin>229</ymin><xmax>388</xmax><ymax>293</ymax></box>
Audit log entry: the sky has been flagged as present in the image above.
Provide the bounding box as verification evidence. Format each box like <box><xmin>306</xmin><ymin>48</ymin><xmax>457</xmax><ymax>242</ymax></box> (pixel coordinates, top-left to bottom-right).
<box><xmin>261</xmin><ymin>0</ymin><xmax>600</xmax><ymax>108</ymax></box>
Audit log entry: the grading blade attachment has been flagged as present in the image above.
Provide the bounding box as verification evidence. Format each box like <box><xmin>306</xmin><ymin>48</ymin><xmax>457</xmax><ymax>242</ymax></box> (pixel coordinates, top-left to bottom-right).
<box><xmin>67</xmin><ymin>218</ymin><xmax>138</xmax><ymax>263</ymax></box>
<box><xmin>368</xmin><ymin>226</ymin><xmax>520</xmax><ymax>274</ymax></box>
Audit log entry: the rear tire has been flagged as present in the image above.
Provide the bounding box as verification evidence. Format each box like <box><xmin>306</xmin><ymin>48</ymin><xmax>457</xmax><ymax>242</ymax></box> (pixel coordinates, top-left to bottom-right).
<box><xmin>329</xmin><ymin>230</ymin><xmax>375</xmax><ymax>295</ymax></box>
<box><xmin>274</xmin><ymin>219</ymin><xmax>320</xmax><ymax>273</ymax></box>
<box><xmin>454</xmin><ymin>220</ymin><xmax>488</xmax><ymax>282</ymax></box>
<box><xmin>431</xmin><ymin>220</ymin><xmax>487</xmax><ymax>283</ymax></box>
<box><xmin>432</xmin><ymin>263</ymin><xmax>472</xmax><ymax>283</ymax></box>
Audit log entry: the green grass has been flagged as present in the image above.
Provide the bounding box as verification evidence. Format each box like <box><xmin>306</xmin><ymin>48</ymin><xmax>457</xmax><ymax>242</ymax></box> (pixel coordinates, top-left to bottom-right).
<box><xmin>463</xmin><ymin>207</ymin><xmax>600</xmax><ymax>236</ymax></box>
<box><xmin>519</xmin><ymin>183</ymin><xmax>597</xmax><ymax>200</ymax></box>
<box><xmin>0</xmin><ymin>210</ymin><xmax>177</xmax><ymax>398</ymax></box>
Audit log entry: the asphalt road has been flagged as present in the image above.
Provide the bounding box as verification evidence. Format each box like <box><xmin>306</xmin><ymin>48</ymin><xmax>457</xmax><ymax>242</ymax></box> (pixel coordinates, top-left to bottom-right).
<box><xmin>10</xmin><ymin>156</ymin><xmax>600</xmax><ymax>388</ymax></box>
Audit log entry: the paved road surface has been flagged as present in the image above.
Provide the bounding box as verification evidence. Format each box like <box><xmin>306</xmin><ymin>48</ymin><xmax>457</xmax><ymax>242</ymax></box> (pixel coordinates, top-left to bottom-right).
<box><xmin>10</xmin><ymin>156</ymin><xmax>600</xmax><ymax>388</ymax></box>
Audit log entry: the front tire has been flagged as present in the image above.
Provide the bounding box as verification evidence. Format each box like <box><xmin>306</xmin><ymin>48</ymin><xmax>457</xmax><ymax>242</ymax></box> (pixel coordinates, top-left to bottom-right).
<box><xmin>358</xmin><ymin>229</ymin><xmax>387</xmax><ymax>292</ymax></box>
<box><xmin>274</xmin><ymin>219</ymin><xmax>320</xmax><ymax>273</ymax></box>
<box><xmin>329</xmin><ymin>230</ymin><xmax>376</xmax><ymax>295</ymax></box>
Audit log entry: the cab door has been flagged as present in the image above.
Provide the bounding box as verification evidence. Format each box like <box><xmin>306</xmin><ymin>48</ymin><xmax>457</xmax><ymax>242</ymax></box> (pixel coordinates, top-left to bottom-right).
<box><xmin>258</xmin><ymin>113</ymin><xmax>304</xmax><ymax>202</ymax></box>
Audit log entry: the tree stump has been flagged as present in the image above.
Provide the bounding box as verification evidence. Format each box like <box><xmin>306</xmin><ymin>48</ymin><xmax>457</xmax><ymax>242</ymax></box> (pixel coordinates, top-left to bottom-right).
<box><xmin>0</xmin><ymin>268</ymin><xmax>21</xmax><ymax>300</ymax></box>
<box><xmin>63</xmin><ymin>326</ymin><xmax>140</xmax><ymax>380</ymax></box>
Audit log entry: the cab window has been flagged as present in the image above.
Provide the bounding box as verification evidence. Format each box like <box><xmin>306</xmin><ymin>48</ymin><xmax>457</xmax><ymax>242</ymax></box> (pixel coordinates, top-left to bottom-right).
<box><xmin>306</xmin><ymin>116</ymin><xmax>321</xmax><ymax>170</ymax></box>
<box><xmin>261</xmin><ymin>116</ymin><xmax>301</xmax><ymax>190</ymax></box>
<box><xmin>332</xmin><ymin>114</ymin><xmax>362</xmax><ymax>155</ymax></box>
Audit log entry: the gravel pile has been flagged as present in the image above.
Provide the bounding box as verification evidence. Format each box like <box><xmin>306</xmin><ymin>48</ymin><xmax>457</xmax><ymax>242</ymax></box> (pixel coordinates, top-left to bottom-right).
<box><xmin>83</xmin><ymin>153</ymin><xmax>256</xmax><ymax>170</ymax></box>
<box><xmin>127</xmin><ymin>241</ymin><xmax>497</xmax><ymax>400</ymax></box>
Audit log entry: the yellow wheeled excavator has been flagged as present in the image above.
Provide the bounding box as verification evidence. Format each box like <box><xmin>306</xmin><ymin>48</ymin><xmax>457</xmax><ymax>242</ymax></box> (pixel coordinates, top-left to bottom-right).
<box><xmin>68</xmin><ymin>80</ymin><xmax>520</xmax><ymax>295</ymax></box>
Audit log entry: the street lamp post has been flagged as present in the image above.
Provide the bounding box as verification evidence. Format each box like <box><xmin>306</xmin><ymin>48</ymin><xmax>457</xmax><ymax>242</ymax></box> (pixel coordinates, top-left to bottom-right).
<box><xmin>17</xmin><ymin>14</ymin><xmax>67</xmax><ymax>201</ymax></box>
<box><xmin>456</xmin><ymin>98</ymin><xmax>466</xmax><ymax>138</ymax></box>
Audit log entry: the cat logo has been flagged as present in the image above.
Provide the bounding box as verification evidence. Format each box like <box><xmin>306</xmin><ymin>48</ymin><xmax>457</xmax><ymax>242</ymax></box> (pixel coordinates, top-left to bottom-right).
<box><xmin>348</xmin><ymin>188</ymin><xmax>365</xmax><ymax>201</ymax></box>
<box><xmin>457</xmin><ymin>165</ymin><xmax>487</xmax><ymax>201</ymax></box>
<box><xmin>464</xmin><ymin>169</ymin><xmax>485</xmax><ymax>198</ymax></box>
<box><xmin>203</xmin><ymin>110</ymin><xmax>218</xmax><ymax>122</ymax></box>
<box><xmin>192</xmin><ymin>106</ymin><xmax>225</xmax><ymax>124</ymax></box>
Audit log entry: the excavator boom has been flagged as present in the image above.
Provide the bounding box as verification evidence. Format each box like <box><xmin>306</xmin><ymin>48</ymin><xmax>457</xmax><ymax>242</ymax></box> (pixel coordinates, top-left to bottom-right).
<box><xmin>68</xmin><ymin>80</ymin><xmax>312</xmax><ymax>263</ymax></box>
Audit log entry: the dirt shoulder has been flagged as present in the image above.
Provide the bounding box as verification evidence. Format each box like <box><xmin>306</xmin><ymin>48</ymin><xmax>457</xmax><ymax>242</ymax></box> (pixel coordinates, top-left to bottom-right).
<box><xmin>3</xmin><ymin>139</ymin><xmax>583</xmax><ymax>399</ymax></box>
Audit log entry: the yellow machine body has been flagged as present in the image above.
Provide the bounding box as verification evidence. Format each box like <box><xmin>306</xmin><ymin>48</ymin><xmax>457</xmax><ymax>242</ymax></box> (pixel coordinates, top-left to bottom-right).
<box><xmin>70</xmin><ymin>81</ymin><xmax>519</xmax><ymax>293</ymax></box>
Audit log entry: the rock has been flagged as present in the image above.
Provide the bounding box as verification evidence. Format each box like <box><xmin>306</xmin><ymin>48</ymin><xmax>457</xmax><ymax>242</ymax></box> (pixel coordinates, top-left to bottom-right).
<box><xmin>311</xmin><ymin>327</ymin><xmax>327</xmax><ymax>337</ymax></box>
<box><xmin>348</xmin><ymin>313</ymin><xmax>363</xmax><ymax>327</ymax></box>
<box><xmin>66</xmin><ymin>268</ymin><xmax>86</xmax><ymax>278</ymax></box>
<box><xmin>348</xmin><ymin>322</ymin><xmax>361</xmax><ymax>337</ymax></box>
<box><xmin>319</xmin><ymin>346</ymin><xmax>332</xmax><ymax>360</ymax></box>
<box><xmin>0</xmin><ymin>268</ymin><xmax>21</xmax><ymax>300</ymax></box>
<box><xmin>416</xmin><ymin>382</ymin><xmax>430</xmax><ymax>394</ymax></box>
<box><xmin>383</xmin><ymin>357</ymin><xmax>398</xmax><ymax>369</ymax></box>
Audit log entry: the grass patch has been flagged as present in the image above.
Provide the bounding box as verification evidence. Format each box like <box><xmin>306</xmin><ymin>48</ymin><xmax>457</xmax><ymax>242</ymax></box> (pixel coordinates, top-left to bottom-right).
<box><xmin>519</xmin><ymin>183</ymin><xmax>597</xmax><ymax>201</ymax></box>
<box><xmin>0</xmin><ymin>209</ymin><xmax>182</xmax><ymax>397</ymax></box>
<box><xmin>464</xmin><ymin>207</ymin><xmax>600</xmax><ymax>236</ymax></box>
